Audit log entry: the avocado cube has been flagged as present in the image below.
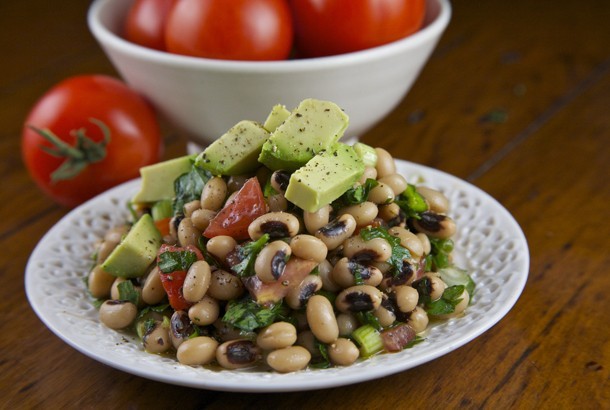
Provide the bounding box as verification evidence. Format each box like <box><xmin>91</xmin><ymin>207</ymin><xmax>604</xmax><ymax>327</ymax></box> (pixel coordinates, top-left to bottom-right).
<box><xmin>263</xmin><ymin>104</ymin><xmax>291</xmax><ymax>132</ymax></box>
<box><xmin>132</xmin><ymin>155</ymin><xmax>196</xmax><ymax>204</ymax></box>
<box><xmin>195</xmin><ymin>120</ymin><xmax>270</xmax><ymax>176</ymax></box>
<box><xmin>258</xmin><ymin>99</ymin><xmax>349</xmax><ymax>171</ymax></box>
<box><xmin>285</xmin><ymin>143</ymin><xmax>365</xmax><ymax>212</ymax></box>
<box><xmin>101</xmin><ymin>214</ymin><xmax>162</xmax><ymax>278</ymax></box>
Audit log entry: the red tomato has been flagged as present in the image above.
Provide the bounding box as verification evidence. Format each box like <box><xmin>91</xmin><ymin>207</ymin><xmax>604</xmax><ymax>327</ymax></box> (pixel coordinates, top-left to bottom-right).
<box><xmin>124</xmin><ymin>0</ymin><xmax>178</xmax><ymax>51</ymax></box>
<box><xmin>22</xmin><ymin>75</ymin><xmax>163</xmax><ymax>208</ymax></box>
<box><xmin>157</xmin><ymin>244</ymin><xmax>204</xmax><ymax>311</ymax></box>
<box><xmin>164</xmin><ymin>0</ymin><xmax>293</xmax><ymax>61</ymax></box>
<box><xmin>204</xmin><ymin>177</ymin><xmax>268</xmax><ymax>240</ymax></box>
<box><xmin>289</xmin><ymin>0</ymin><xmax>426</xmax><ymax>57</ymax></box>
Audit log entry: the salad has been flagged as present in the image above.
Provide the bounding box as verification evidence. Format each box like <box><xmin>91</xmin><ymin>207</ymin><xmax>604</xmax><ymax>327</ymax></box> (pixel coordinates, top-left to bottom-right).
<box><xmin>86</xmin><ymin>99</ymin><xmax>475</xmax><ymax>373</ymax></box>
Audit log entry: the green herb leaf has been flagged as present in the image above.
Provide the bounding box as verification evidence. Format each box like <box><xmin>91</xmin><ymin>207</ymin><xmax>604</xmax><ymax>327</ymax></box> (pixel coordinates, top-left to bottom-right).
<box><xmin>117</xmin><ymin>280</ymin><xmax>140</xmax><ymax>306</ymax></box>
<box><xmin>424</xmin><ymin>238</ymin><xmax>454</xmax><ymax>270</ymax></box>
<box><xmin>222</xmin><ymin>297</ymin><xmax>283</xmax><ymax>332</ymax></box>
<box><xmin>231</xmin><ymin>234</ymin><xmax>270</xmax><ymax>277</ymax></box>
<box><xmin>356</xmin><ymin>310</ymin><xmax>382</xmax><ymax>331</ymax></box>
<box><xmin>309</xmin><ymin>339</ymin><xmax>331</xmax><ymax>369</ymax></box>
<box><xmin>425</xmin><ymin>285</ymin><xmax>465</xmax><ymax>316</ymax></box>
<box><xmin>158</xmin><ymin>249</ymin><xmax>199</xmax><ymax>273</ymax></box>
<box><xmin>395</xmin><ymin>184</ymin><xmax>428</xmax><ymax>219</ymax></box>
<box><xmin>341</xmin><ymin>178</ymin><xmax>379</xmax><ymax>206</ymax></box>
<box><xmin>172</xmin><ymin>163</ymin><xmax>212</xmax><ymax>216</ymax></box>
<box><xmin>360</xmin><ymin>226</ymin><xmax>412</xmax><ymax>278</ymax></box>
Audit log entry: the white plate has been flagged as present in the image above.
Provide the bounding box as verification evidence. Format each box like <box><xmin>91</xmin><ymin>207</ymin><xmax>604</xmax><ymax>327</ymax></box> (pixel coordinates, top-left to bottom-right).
<box><xmin>25</xmin><ymin>159</ymin><xmax>529</xmax><ymax>392</ymax></box>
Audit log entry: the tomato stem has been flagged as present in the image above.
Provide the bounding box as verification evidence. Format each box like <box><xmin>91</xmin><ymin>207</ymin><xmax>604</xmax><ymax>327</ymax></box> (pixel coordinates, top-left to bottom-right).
<box><xmin>31</xmin><ymin>118</ymin><xmax>111</xmax><ymax>183</ymax></box>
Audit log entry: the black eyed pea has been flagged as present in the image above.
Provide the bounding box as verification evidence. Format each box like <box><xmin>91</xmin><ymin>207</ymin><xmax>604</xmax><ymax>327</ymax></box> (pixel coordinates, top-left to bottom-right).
<box><xmin>268</xmin><ymin>193</ymin><xmax>288</xmax><ymax>212</ymax></box>
<box><xmin>303</xmin><ymin>204</ymin><xmax>332</xmax><ymax>234</ymax></box>
<box><xmin>183</xmin><ymin>200</ymin><xmax>201</xmax><ymax>218</ymax></box>
<box><xmin>339</xmin><ymin>201</ymin><xmax>378</xmax><ymax>227</ymax></box>
<box><xmin>213</xmin><ymin>319</ymin><xmax>245</xmax><ymax>342</ymax></box>
<box><xmin>168</xmin><ymin>215</ymin><xmax>182</xmax><ymax>243</ymax></box>
<box><xmin>103</xmin><ymin>225</ymin><xmax>128</xmax><ymax>244</ymax></box>
<box><xmin>358</xmin><ymin>166</ymin><xmax>378</xmax><ymax>185</ymax></box>
<box><xmin>88</xmin><ymin>264</ymin><xmax>116</xmax><ymax>299</ymax></box>
<box><xmin>343</xmin><ymin>236</ymin><xmax>392</xmax><ymax>263</ymax></box>
<box><xmin>183</xmin><ymin>260</ymin><xmax>212</xmax><ymax>303</ymax></box>
<box><xmin>318</xmin><ymin>259</ymin><xmax>341</xmax><ymax>292</ymax></box>
<box><xmin>306</xmin><ymin>294</ymin><xmax>339</xmax><ymax>344</ymax></box>
<box><xmin>254</xmin><ymin>240</ymin><xmax>291</xmax><ymax>283</ymax></box>
<box><xmin>406</xmin><ymin>306</ymin><xmax>429</xmax><ymax>333</ymax></box>
<box><xmin>378</xmin><ymin>202</ymin><xmax>401</xmax><ymax>222</ymax></box>
<box><xmin>110</xmin><ymin>277</ymin><xmax>137</xmax><ymax>301</ymax></box>
<box><xmin>335</xmin><ymin>285</ymin><xmax>384</xmax><ymax>313</ymax></box>
<box><xmin>411</xmin><ymin>211</ymin><xmax>456</xmax><ymax>239</ymax></box>
<box><xmin>373</xmin><ymin>303</ymin><xmax>397</xmax><ymax>328</ymax></box>
<box><xmin>270</xmin><ymin>170</ymin><xmax>291</xmax><ymax>194</ymax></box>
<box><xmin>169</xmin><ymin>310</ymin><xmax>195</xmax><ymax>349</ymax></box>
<box><xmin>417</xmin><ymin>233</ymin><xmax>432</xmax><ymax>255</ymax></box>
<box><xmin>256</xmin><ymin>321</ymin><xmax>298</xmax><ymax>350</ymax></box>
<box><xmin>388</xmin><ymin>226</ymin><xmax>424</xmax><ymax>259</ymax></box>
<box><xmin>422</xmin><ymin>273</ymin><xmax>448</xmax><ymax>301</ymax></box>
<box><xmin>201</xmin><ymin>176</ymin><xmax>228</xmax><ymax>211</ymax></box>
<box><xmin>177</xmin><ymin>217</ymin><xmax>202</xmax><ymax>247</ymax></box>
<box><xmin>143</xmin><ymin>321</ymin><xmax>171</xmax><ymax>354</ymax></box>
<box><xmin>176</xmin><ymin>336</ymin><xmax>219</xmax><ymax>366</ymax></box>
<box><xmin>207</xmin><ymin>269</ymin><xmax>245</xmax><ymax>301</ymax></box>
<box><xmin>286</xmin><ymin>274</ymin><xmax>323</xmax><ymax>310</ymax></box>
<box><xmin>206</xmin><ymin>235</ymin><xmax>237</xmax><ymax>263</ymax></box>
<box><xmin>191</xmin><ymin>208</ymin><xmax>217</xmax><ymax>232</ymax></box>
<box><xmin>142</xmin><ymin>266</ymin><xmax>166</xmax><ymax>305</ymax></box>
<box><xmin>328</xmin><ymin>338</ymin><xmax>360</xmax><ymax>366</ymax></box>
<box><xmin>216</xmin><ymin>339</ymin><xmax>262</xmax><ymax>369</ymax></box>
<box><xmin>368</xmin><ymin>182</ymin><xmax>395</xmax><ymax>205</ymax></box>
<box><xmin>374</xmin><ymin>147</ymin><xmax>397</xmax><ymax>178</ymax></box>
<box><xmin>378</xmin><ymin>173</ymin><xmax>408</xmax><ymax>197</ymax></box>
<box><xmin>99</xmin><ymin>300</ymin><xmax>137</xmax><ymax>330</ymax></box>
<box><xmin>248</xmin><ymin>211</ymin><xmax>300</xmax><ymax>240</ymax></box>
<box><xmin>315</xmin><ymin>214</ymin><xmax>357</xmax><ymax>251</ymax></box>
<box><xmin>266</xmin><ymin>346</ymin><xmax>311</xmax><ymax>373</ymax></box>
<box><xmin>336</xmin><ymin>312</ymin><xmax>359</xmax><ymax>337</ymax></box>
<box><xmin>227</xmin><ymin>175</ymin><xmax>249</xmax><ymax>193</ymax></box>
<box><xmin>436</xmin><ymin>289</ymin><xmax>470</xmax><ymax>318</ymax></box>
<box><xmin>416</xmin><ymin>186</ymin><xmax>450</xmax><ymax>214</ymax></box>
<box><xmin>96</xmin><ymin>238</ymin><xmax>120</xmax><ymax>263</ymax></box>
<box><xmin>394</xmin><ymin>285</ymin><xmax>419</xmax><ymax>313</ymax></box>
<box><xmin>331</xmin><ymin>257</ymin><xmax>383</xmax><ymax>288</ymax></box>
<box><xmin>188</xmin><ymin>295</ymin><xmax>220</xmax><ymax>326</ymax></box>
<box><xmin>290</xmin><ymin>234</ymin><xmax>328</xmax><ymax>263</ymax></box>
<box><xmin>295</xmin><ymin>330</ymin><xmax>320</xmax><ymax>359</ymax></box>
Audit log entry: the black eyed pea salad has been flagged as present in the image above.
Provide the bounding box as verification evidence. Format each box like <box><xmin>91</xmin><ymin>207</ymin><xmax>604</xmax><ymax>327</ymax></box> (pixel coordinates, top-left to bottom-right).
<box><xmin>87</xmin><ymin>99</ymin><xmax>475</xmax><ymax>373</ymax></box>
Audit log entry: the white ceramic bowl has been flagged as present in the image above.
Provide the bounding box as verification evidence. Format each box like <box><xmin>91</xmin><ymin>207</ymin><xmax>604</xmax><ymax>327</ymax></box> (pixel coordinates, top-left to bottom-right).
<box><xmin>88</xmin><ymin>0</ymin><xmax>451</xmax><ymax>146</ymax></box>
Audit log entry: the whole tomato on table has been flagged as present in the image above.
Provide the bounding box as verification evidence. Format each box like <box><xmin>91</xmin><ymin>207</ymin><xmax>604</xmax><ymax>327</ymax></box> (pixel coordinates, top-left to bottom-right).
<box><xmin>164</xmin><ymin>0</ymin><xmax>293</xmax><ymax>61</ymax></box>
<box><xmin>289</xmin><ymin>0</ymin><xmax>427</xmax><ymax>57</ymax></box>
<box><xmin>22</xmin><ymin>75</ymin><xmax>163</xmax><ymax>208</ymax></box>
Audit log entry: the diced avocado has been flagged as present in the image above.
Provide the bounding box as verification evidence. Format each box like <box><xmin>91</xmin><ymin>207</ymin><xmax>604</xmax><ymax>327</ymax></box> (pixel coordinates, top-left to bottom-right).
<box><xmin>258</xmin><ymin>99</ymin><xmax>349</xmax><ymax>171</ymax></box>
<box><xmin>195</xmin><ymin>120</ymin><xmax>270</xmax><ymax>176</ymax></box>
<box><xmin>132</xmin><ymin>155</ymin><xmax>196</xmax><ymax>204</ymax></box>
<box><xmin>285</xmin><ymin>143</ymin><xmax>365</xmax><ymax>212</ymax></box>
<box><xmin>353</xmin><ymin>142</ymin><xmax>378</xmax><ymax>167</ymax></box>
<box><xmin>263</xmin><ymin>104</ymin><xmax>290</xmax><ymax>132</ymax></box>
<box><xmin>101</xmin><ymin>214</ymin><xmax>162</xmax><ymax>278</ymax></box>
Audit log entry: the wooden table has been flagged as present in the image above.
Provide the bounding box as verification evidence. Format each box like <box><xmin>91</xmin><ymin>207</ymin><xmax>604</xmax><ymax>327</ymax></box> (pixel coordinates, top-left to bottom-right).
<box><xmin>2</xmin><ymin>1</ymin><xmax>609</xmax><ymax>408</ymax></box>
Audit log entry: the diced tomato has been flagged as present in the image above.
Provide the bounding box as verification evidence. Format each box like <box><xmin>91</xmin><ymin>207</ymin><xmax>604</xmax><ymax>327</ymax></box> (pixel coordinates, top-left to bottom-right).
<box><xmin>154</xmin><ymin>217</ymin><xmax>171</xmax><ymax>237</ymax></box>
<box><xmin>203</xmin><ymin>177</ymin><xmax>268</xmax><ymax>240</ymax></box>
<box><xmin>157</xmin><ymin>244</ymin><xmax>203</xmax><ymax>311</ymax></box>
<box><xmin>242</xmin><ymin>257</ymin><xmax>318</xmax><ymax>305</ymax></box>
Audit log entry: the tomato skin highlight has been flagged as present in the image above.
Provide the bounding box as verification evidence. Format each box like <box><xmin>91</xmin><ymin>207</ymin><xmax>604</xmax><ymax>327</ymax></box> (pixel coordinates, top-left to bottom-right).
<box><xmin>164</xmin><ymin>0</ymin><xmax>293</xmax><ymax>61</ymax></box>
<box><xmin>204</xmin><ymin>177</ymin><xmax>268</xmax><ymax>240</ymax></box>
<box><xmin>21</xmin><ymin>75</ymin><xmax>162</xmax><ymax>208</ymax></box>
<box><xmin>289</xmin><ymin>0</ymin><xmax>426</xmax><ymax>58</ymax></box>
<box><xmin>124</xmin><ymin>0</ymin><xmax>178</xmax><ymax>51</ymax></box>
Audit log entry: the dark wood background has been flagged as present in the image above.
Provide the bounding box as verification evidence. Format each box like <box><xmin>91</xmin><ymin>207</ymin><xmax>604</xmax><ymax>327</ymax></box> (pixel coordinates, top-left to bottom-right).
<box><xmin>1</xmin><ymin>0</ymin><xmax>609</xmax><ymax>408</ymax></box>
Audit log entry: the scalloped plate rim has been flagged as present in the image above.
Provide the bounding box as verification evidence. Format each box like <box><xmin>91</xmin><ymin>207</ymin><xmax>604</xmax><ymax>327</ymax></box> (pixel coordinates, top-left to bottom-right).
<box><xmin>25</xmin><ymin>159</ymin><xmax>529</xmax><ymax>392</ymax></box>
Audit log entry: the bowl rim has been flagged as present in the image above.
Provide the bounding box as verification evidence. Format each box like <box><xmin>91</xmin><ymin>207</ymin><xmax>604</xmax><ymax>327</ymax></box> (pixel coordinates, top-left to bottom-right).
<box><xmin>88</xmin><ymin>0</ymin><xmax>452</xmax><ymax>73</ymax></box>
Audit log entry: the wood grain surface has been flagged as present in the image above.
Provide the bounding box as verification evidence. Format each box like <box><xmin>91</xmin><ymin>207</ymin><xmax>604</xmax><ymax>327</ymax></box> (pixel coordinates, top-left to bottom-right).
<box><xmin>1</xmin><ymin>0</ymin><xmax>609</xmax><ymax>409</ymax></box>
